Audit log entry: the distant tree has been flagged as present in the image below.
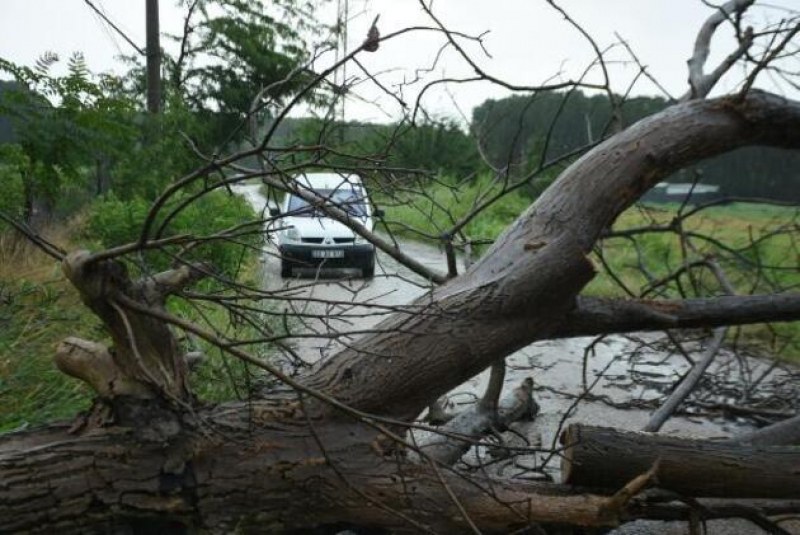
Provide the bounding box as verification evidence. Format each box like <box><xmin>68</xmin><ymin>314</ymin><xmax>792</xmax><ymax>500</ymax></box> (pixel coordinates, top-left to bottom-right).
<box><xmin>0</xmin><ymin>53</ymin><xmax>138</xmax><ymax>222</ymax></box>
<box><xmin>472</xmin><ymin>90</ymin><xmax>800</xmax><ymax>201</ymax></box>
<box><xmin>267</xmin><ymin>117</ymin><xmax>483</xmax><ymax>179</ymax></box>
<box><xmin>159</xmin><ymin>0</ymin><xmax>333</xmax><ymax>148</ymax></box>
<box><xmin>471</xmin><ymin>90</ymin><xmax>667</xmax><ymax>174</ymax></box>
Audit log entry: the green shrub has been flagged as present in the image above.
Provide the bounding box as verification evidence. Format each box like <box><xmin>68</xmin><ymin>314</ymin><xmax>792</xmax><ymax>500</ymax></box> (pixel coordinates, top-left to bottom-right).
<box><xmin>83</xmin><ymin>189</ymin><xmax>258</xmax><ymax>278</ymax></box>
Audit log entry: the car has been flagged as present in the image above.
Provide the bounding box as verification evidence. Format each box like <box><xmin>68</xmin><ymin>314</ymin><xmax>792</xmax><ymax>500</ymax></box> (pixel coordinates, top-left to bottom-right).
<box><xmin>269</xmin><ymin>172</ymin><xmax>382</xmax><ymax>278</ymax></box>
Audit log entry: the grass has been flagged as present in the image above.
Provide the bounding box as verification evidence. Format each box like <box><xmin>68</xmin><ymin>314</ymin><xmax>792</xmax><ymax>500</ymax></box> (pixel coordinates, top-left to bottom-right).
<box><xmin>381</xmin><ymin>175</ymin><xmax>800</xmax><ymax>359</ymax></box>
<box><xmin>0</xmin><ymin>230</ymin><xmax>98</xmax><ymax>432</ymax></box>
<box><xmin>378</xmin><ymin>174</ymin><xmax>531</xmax><ymax>245</ymax></box>
<box><xmin>0</xmin><ymin>220</ymin><xmax>278</xmax><ymax>431</ymax></box>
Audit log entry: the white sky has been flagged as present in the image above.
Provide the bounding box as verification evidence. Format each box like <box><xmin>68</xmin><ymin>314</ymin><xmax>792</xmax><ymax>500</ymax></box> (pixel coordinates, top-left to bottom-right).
<box><xmin>1</xmin><ymin>1</ymin><xmax>797</xmax><ymax>123</ymax></box>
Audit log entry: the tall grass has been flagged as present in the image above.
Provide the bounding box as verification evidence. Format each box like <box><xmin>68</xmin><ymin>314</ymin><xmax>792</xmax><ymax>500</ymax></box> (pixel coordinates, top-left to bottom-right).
<box><xmin>0</xmin><ymin>227</ymin><xmax>97</xmax><ymax>432</ymax></box>
<box><xmin>0</xmin><ymin>204</ymin><xmax>278</xmax><ymax>430</ymax></box>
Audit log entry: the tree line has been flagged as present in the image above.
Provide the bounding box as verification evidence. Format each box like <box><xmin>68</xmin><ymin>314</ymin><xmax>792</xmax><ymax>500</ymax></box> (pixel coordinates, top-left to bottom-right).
<box><xmin>472</xmin><ymin>90</ymin><xmax>800</xmax><ymax>202</ymax></box>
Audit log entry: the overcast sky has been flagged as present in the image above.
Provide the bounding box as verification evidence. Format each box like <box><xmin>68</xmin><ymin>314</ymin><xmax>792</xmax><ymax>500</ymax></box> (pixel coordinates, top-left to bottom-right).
<box><xmin>1</xmin><ymin>1</ymin><xmax>797</xmax><ymax>123</ymax></box>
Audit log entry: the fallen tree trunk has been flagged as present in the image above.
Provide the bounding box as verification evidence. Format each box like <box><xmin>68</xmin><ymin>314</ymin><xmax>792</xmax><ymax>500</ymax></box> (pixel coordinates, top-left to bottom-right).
<box><xmin>6</xmin><ymin>407</ymin><xmax>799</xmax><ymax>534</ymax></box>
<box><xmin>0</xmin><ymin>404</ymin><xmax>618</xmax><ymax>533</ymax></box>
<box><xmin>560</xmin><ymin>424</ymin><xmax>800</xmax><ymax>499</ymax></box>
<box><xmin>736</xmin><ymin>413</ymin><xmax>800</xmax><ymax>446</ymax></box>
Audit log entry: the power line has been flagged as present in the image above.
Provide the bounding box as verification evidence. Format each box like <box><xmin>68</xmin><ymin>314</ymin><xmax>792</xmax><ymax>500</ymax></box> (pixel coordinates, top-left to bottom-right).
<box><xmin>88</xmin><ymin>1</ymin><xmax>124</xmax><ymax>57</ymax></box>
<box><xmin>83</xmin><ymin>0</ymin><xmax>145</xmax><ymax>56</ymax></box>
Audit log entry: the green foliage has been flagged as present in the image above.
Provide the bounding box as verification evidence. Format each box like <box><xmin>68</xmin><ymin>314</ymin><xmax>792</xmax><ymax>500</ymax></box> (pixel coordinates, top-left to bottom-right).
<box><xmin>0</xmin><ymin>144</ymin><xmax>28</xmax><ymax>224</ymax></box>
<box><xmin>0</xmin><ymin>53</ymin><xmax>140</xmax><ymax>220</ymax></box>
<box><xmin>382</xmin><ymin>173</ymin><xmax>530</xmax><ymax>244</ymax></box>
<box><xmin>361</xmin><ymin>120</ymin><xmax>482</xmax><ymax>178</ymax></box>
<box><xmin>266</xmin><ymin>117</ymin><xmax>484</xmax><ymax>179</ymax></box>
<box><xmin>112</xmin><ymin>99</ymin><xmax>210</xmax><ymax>201</ymax></box>
<box><xmin>161</xmin><ymin>0</ymin><xmax>332</xmax><ymax>147</ymax></box>
<box><xmin>472</xmin><ymin>90</ymin><xmax>800</xmax><ymax>201</ymax></box>
<box><xmin>84</xmin><ymin>189</ymin><xmax>258</xmax><ymax>277</ymax></box>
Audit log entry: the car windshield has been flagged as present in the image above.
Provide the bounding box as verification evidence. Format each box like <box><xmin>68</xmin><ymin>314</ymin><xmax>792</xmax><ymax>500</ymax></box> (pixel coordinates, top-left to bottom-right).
<box><xmin>287</xmin><ymin>188</ymin><xmax>368</xmax><ymax>217</ymax></box>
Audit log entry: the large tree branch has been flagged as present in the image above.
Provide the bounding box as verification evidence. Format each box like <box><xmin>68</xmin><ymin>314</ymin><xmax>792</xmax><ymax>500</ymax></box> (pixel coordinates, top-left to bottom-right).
<box><xmin>304</xmin><ymin>91</ymin><xmax>800</xmax><ymax>421</ymax></box>
<box><xmin>561</xmin><ymin>424</ymin><xmax>800</xmax><ymax>499</ymax></box>
<box><xmin>552</xmin><ymin>293</ymin><xmax>800</xmax><ymax>338</ymax></box>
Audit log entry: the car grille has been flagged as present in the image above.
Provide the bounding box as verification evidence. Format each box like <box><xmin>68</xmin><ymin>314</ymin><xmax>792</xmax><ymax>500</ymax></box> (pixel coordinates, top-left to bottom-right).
<box><xmin>299</xmin><ymin>237</ymin><xmax>355</xmax><ymax>244</ymax></box>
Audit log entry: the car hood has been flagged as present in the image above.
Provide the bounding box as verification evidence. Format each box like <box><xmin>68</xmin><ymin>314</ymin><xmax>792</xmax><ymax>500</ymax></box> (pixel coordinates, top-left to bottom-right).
<box><xmin>284</xmin><ymin>215</ymin><xmax>372</xmax><ymax>238</ymax></box>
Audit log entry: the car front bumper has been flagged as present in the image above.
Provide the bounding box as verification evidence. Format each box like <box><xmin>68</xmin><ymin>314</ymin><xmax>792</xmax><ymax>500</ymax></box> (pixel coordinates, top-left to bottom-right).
<box><xmin>278</xmin><ymin>243</ymin><xmax>374</xmax><ymax>269</ymax></box>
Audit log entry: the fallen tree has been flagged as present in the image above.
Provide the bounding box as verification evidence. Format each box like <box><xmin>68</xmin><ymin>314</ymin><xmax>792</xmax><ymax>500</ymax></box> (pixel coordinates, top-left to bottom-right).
<box><xmin>2</xmin><ymin>87</ymin><xmax>799</xmax><ymax>533</ymax></box>
<box><xmin>2</xmin><ymin>2</ymin><xmax>800</xmax><ymax>533</ymax></box>
<box><xmin>561</xmin><ymin>424</ymin><xmax>800</xmax><ymax>499</ymax></box>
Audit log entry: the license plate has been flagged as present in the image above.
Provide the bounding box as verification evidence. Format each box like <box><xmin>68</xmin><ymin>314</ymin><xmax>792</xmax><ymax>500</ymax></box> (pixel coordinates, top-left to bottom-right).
<box><xmin>312</xmin><ymin>249</ymin><xmax>344</xmax><ymax>259</ymax></box>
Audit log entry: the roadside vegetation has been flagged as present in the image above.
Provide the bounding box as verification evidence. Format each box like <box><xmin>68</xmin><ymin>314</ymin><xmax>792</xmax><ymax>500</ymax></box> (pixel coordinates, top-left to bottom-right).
<box><xmin>0</xmin><ymin>232</ymin><xmax>97</xmax><ymax>431</ymax></box>
<box><xmin>0</xmin><ymin>199</ymin><xmax>269</xmax><ymax>432</ymax></box>
<box><xmin>0</xmin><ymin>0</ymin><xmax>312</xmax><ymax>428</ymax></box>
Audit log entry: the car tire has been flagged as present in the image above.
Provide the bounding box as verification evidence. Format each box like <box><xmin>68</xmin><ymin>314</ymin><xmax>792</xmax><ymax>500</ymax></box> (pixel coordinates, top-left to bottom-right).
<box><xmin>361</xmin><ymin>253</ymin><xmax>375</xmax><ymax>279</ymax></box>
<box><xmin>280</xmin><ymin>257</ymin><xmax>294</xmax><ymax>278</ymax></box>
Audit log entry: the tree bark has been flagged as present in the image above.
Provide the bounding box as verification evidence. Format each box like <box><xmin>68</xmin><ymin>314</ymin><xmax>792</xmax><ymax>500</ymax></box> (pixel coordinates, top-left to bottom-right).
<box><xmin>0</xmin><ymin>406</ymin><xmax>617</xmax><ymax>533</ymax></box>
<box><xmin>736</xmin><ymin>413</ymin><xmax>800</xmax><ymax>446</ymax></box>
<box><xmin>553</xmin><ymin>293</ymin><xmax>800</xmax><ymax>338</ymax></box>
<box><xmin>561</xmin><ymin>424</ymin><xmax>800</xmax><ymax>499</ymax></box>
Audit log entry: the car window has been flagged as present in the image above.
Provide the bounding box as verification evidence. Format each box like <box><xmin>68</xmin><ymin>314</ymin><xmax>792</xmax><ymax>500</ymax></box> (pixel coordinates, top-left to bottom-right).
<box><xmin>287</xmin><ymin>188</ymin><xmax>368</xmax><ymax>217</ymax></box>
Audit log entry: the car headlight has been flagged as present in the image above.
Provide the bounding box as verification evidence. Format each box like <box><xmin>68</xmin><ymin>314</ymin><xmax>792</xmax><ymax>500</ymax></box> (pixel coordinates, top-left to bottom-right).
<box><xmin>286</xmin><ymin>227</ymin><xmax>300</xmax><ymax>241</ymax></box>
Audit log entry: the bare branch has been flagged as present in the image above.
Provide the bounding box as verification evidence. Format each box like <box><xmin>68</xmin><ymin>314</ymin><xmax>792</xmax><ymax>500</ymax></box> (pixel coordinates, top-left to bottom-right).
<box><xmin>686</xmin><ymin>0</ymin><xmax>755</xmax><ymax>100</ymax></box>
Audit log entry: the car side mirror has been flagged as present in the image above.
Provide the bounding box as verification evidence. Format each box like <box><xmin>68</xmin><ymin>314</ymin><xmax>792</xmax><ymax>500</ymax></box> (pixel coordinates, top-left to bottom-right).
<box><xmin>374</xmin><ymin>208</ymin><xmax>385</xmax><ymax>218</ymax></box>
<box><xmin>269</xmin><ymin>207</ymin><xmax>280</xmax><ymax>217</ymax></box>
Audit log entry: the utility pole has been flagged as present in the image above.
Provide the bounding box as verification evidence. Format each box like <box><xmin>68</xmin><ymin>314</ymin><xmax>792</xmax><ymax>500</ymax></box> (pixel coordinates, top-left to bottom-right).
<box><xmin>146</xmin><ymin>0</ymin><xmax>161</xmax><ymax>114</ymax></box>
